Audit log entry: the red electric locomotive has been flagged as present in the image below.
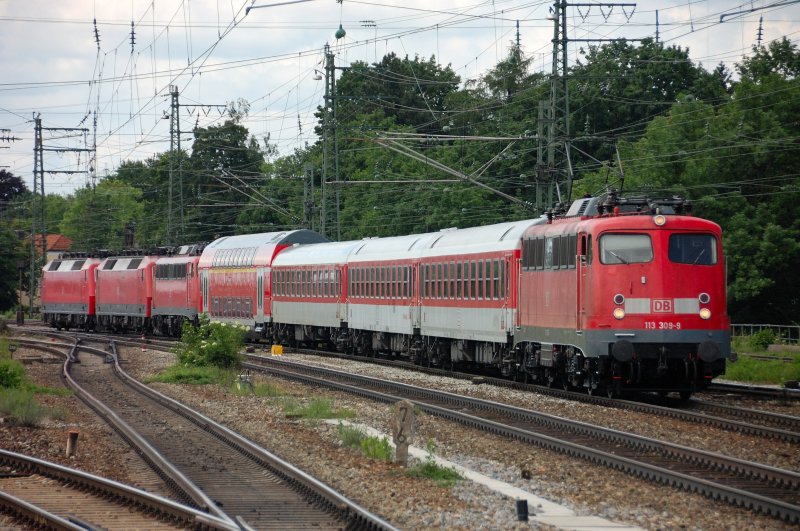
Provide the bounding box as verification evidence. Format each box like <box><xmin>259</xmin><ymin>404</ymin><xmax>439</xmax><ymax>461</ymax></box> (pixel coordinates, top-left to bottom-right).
<box><xmin>151</xmin><ymin>245</ymin><xmax>204</xmax><ymax>336</ymax></box>
<box><xmin>41</xmin><ymin>253</ymin><xmax>101</xmax><ymax>331</ymax></box>
<box><xmin>512</xmin><ymin>192</ymin><xmax>730</xmax><ymax>397</ymax></box>
<box><xmin>95</xmin><ymin>252</ymin><xmax>158</xmax><ymax>333</ymax></box>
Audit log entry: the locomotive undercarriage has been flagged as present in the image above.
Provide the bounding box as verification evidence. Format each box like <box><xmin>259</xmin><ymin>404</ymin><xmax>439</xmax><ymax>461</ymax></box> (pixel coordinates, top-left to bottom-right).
<box><xmin>508</xmin><ymin>340</ymin><xmax>725</xmax><ymax>398</ymax></box>
<box><xmin>150</xmin><ymin>315</ymin><xmax>193</xmax><ymax>337</ymax></box>
<box><xmin>44</xmin><ymin>313</ymin><xmax>94</xmax><ymax>332</ymax></box>
<box><xmin>96</xmin><ymin>315</ymin><xmax>150</xmax><ymax>334</ymax></box>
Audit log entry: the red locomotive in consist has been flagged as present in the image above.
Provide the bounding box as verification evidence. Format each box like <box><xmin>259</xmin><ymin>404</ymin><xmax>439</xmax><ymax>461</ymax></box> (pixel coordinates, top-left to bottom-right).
<box><xmin>42</xmin><ymin>191</ymin><xmax>730</xmax><ymax>397</ymax></box>
<box><xmin>40</xmin><ymin>254</ymin><xmax>101</xmax><ymax>331</ymax></box>
<box><xmin>151</xmin><ymin>244</ymin><xmax>205</xmax><ymax>337</ymax></box>
<box><xmin>94</xmin><ymin>251</ymin><xmax>159</xmax><ymax>333</ymax></box>
<box><xmin>513</xmin><ymin>192</ymin><xmax>729</xmax><ymax>397</ymax></box>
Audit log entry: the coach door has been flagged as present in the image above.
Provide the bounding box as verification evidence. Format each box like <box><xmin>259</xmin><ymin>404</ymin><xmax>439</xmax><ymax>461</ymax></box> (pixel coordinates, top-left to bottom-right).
<box><xmin>201</xmin><ymin>271</ymin><xmax>209</xmax><ymax>314</ymax></box>
<box><xmin>410</xmin><ymin>264</ymin><xmax>421</xmax><ymax>329</ymax></box>
<box><xmin>577</xmin><ymin>232</ymin><xmax>589</xmax><ymax>332</ymax></box>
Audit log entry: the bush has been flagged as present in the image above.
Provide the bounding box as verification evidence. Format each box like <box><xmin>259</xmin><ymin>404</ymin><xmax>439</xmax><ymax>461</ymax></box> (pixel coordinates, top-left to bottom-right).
<box><xmin>174</xmin><ymin>314</ymin><xmax>246</xmax><ymax>368</ymax></box>
<box><xmin>748</xmin><ymin>329</ymin><xmax>777</xmax><ymax>351</ymax></box>
<box><xmin>0</xmin><ymin>358</ymin><xmax>25</xmax><ymax>388</ymax></box>
<box><xmin>0</xmin><ymin>388</ymin><xmax>46</xmax><ymax>426</ymax></box>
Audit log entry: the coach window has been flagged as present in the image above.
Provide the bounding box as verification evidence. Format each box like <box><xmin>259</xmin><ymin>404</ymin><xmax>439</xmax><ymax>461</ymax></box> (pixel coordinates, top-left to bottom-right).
<box><xmin>397</xmin><ymin>266</ymin><xmax>402</xmax><ymax>298</ymax></box>
<box><xmin>396</xmin><ymin>266</ymin><xmax>401</xmax><ymax>298</ymax></box>
<box><xmin>599</xmin><ymin>234</ymin><xmax>653</xmax><ymax>264</ymax></box>
<box><xmin>468</xmin><ymin>261</ymin><xmax>475</xmax><ymax>299</ymax></box>
<box><xmin>433</xmin><ymin>263</ymin><xmax>440</xmax><ymax>299</ymax></box>
<box><xmin>445</xmin><ymin>262</ymin><xmax>452</xmax><ymax>299</ymax></box>
<box><xmin>454</xmin><ymin>262</ymin><xmax>461</xmax><ymax>299</ymax></box>
<box><xmin>477</xmin><ymin>260</ymin><xmax>484</xmax><ymax>299</ymax></box>
<box><xmin>421</xmin><ymin>264</ymin><xmax>427</xmax><ymax>299</ymax></box>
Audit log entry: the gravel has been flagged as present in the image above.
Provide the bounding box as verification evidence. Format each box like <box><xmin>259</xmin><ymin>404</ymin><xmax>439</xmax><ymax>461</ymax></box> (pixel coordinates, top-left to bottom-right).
<box><xmin>3</xmin><ymin>344</ymin><xmax>797</xmax><ymax>530</ymax></box>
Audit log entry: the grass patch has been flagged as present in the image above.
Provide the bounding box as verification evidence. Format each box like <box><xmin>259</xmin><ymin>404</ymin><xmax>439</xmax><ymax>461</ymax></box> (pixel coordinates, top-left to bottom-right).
<box><xmin>145</xmin><ymin>364</ymin><xmax>234</xmax><ymax>385</ymax></box>
<box><xmin>337</xmin><ymin>422</ymin><xmax>366</xmax><ymax>448</ymax></box>
<box><xmin>0</xmin><ymin>388</ymin><xmax>47</xmax><ymax>426</ymax></box>
<box><xmin>360</xmin><ymin>435</ymin><xmax>393</xmax><ymax>460</ymax></box>
<box><xmin>723</xmin><ymin>356</ymin><xmax>800</xmax><ymax>385</ymax></box>
<box><xmin>335</xmin><ymin>423</ymin><xmax>393</xmax><ymax>460</ymax></box>
<box><xmin>282</xmin><ymin>397</ymin><xmax>355</xmax><ymax>419</ymax></box>
<box><xmin>406</xmin><ymin>440</ymin><xmax>463</xmax><ymax>488</ymax></box>
<box><xmin>27</xmin><ymin>385</ymin><xmax>73</xmax><ymax>397</ymax></box>
<box><xmin>231</xmin><ymin>379</ymin><xmax>286</xmax><ymax>397</ymax></box>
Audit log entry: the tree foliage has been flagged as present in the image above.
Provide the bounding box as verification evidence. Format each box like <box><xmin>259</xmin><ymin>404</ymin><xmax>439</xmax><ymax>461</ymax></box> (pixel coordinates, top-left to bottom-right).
<box><xmin>0</xmin><ymin>226</ymin><xmax>26</xmax><ymax>312</ymax></box>
<box><xmin>60</xmin><ymin>180</ymin><xmax>145</xmax><ymax>249</ymax></box>
<box><xmin>3</xmin><ymin>40</ymin><xmax>798</xmax><ymax>324</ymax></box>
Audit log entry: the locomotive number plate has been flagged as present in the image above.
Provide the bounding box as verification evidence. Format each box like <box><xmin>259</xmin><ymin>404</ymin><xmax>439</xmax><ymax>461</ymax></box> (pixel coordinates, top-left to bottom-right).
<box><xmin>644</xmin><ymin>321</ymin><xmax>682</xmax><ymax>330</ymax></box>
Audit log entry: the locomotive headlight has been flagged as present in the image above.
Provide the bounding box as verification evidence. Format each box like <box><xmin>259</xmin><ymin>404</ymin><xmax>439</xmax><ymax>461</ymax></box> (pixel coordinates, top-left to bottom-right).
<box><xmin>699</xmin><ymin>308</ymin><xmax>712</xmax><ymax>320</ymax></box>
<box><xmin>698</xmin><ymin>292</ymin><xmax>711</xmax><ymax>304</ymax></box>
<box><xmin>653</xmin><ymin>214</ymin><xmax>667</xmax><ymax>226</ymax></box>
<box><xmin>613</xmin><ymin>293</ymin><xmax>625</xmax><ymax>305</ymax></box>
<box><xmin>613</xmin><ymin>307</ymin><xmax>625</xmax><ymax>320</ymax></box>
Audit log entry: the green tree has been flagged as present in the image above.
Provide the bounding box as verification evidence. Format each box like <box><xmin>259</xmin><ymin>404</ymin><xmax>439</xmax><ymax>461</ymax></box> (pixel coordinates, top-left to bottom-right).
<box><xmin>60</xmin><ymin>180</ymin><xmax>145</xmax><ymax>250</ymax></box>
<box><xmin>576</xmin><ymin>39</ymin><xmax>800</xmax><ymax>323</ymax></box>
<box><xmin>0</xmin><ymin>226</ymin><xmax>27</xmax><ymax>312</ymax></box>
<box><xmin>184</xmin><ymin>110</ymin><xmax>265</xmax><ymax>242</ymax></box>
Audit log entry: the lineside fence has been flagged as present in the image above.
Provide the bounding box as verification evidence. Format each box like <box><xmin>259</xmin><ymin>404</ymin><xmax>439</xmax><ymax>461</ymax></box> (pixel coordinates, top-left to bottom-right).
<box><xmin>732</xmin><ymin>324</ymin><xmax>800</xmax><ymax>344</ymax></box>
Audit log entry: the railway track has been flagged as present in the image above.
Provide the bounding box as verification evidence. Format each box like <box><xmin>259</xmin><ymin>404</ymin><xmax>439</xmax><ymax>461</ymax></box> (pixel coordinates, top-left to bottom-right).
<box><xmin>8</xmin><ymin>336</ymin><xmax>395</xmax><ymax>530</ymax></box>
<box><xmin>12</xmin><ymin>327</ymin><xmax>800</xmax><ymax>441</ymax></box>
<box><xmin>74</xmin><ymin>340</ymin><xmax>395</xmax><ymax>530</ymax></box>
<box><xmin>289</xmin><ymin>347</ymin><xmax>800</xmax><ymax>443</ymax></box>
<box><xmin>0</xmin><ymin>450</ymin><xmax>236</xmax><ymax>530</ymax></box>
<box><xmin>244</xmin><ymin>354</ymin><xmax>800</xmax><ymax>524</ymax></box>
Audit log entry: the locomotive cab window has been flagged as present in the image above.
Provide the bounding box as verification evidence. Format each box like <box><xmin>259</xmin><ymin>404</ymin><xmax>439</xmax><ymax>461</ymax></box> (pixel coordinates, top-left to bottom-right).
<box><xmin>599</xmin><ymin>233</ymin><xmax>653</xmax><ymax>264</ymax></box>
<box><xmin>668</xmin><ymin>233</ymin><xmax>718</xmax><ymax>265</ymax></box>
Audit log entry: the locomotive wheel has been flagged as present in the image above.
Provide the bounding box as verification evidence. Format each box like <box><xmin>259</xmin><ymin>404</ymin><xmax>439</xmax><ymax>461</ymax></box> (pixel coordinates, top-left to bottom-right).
<box><xmin>585</xmin><ymin>375</ymin><xmax>598</xmax><ymax>396</ymax></box>
<box><xmin>679</xmin><ymin>390</ymin><xmax>692</xmax><ymax>401</ymax></box>
<box><xmin>606</xmin><ymin>383</ymin><xmax>617</xmax><ymax>399</ymax></box>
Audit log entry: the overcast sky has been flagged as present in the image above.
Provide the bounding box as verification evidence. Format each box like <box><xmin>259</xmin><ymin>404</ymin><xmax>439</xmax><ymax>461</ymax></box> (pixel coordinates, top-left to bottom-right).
<box><xmin>1</xmin><ymin>0</ymin><xmax>798</xmax><ymax>196</ymax></box>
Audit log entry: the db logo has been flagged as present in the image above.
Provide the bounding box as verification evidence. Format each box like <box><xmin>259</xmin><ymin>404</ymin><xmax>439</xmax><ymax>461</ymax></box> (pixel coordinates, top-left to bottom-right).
<box><xmin>652</xmin><ymin>299</ymin><xmax>673</xmax><ymax>313</ymax></box>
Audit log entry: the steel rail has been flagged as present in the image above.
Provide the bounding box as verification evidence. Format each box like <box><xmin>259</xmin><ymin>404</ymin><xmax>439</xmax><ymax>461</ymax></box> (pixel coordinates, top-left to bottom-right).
<box><xmin>244</xmin><ymin>355</ymin><xmax>800</xmax><ymax>524</ymax></box>
<box><xmin>0</xmin><ymin>489</ymin><xmax>87</xmax><ymax>531</ymax></box>
<box><xmin>60</xmin><ymin>340</ymin><xmax>236</xmax><ymax>526</ymax></box>
<box><xmin>11</xmin><ymin>334</ymin><xmax>799</xmax><ymax>441</ymax></box>
<box><xmin>0</xmin><ymin>450</ymin><xmax>237</xmax><ymax>531</ymax></box>
<box><xmin>108</xmin><ymin>342</ymin><xmax>399</xmax><ymax>531</ymax></box>
<box><xmin>706</xmin><ymin>381</ymin><xmax>800</xmax><ymax>400</ymax></box>
<box><xmin>290</xmin><ymin>347</ymin><xmax>800</xmax><ymax>443</ymax></box>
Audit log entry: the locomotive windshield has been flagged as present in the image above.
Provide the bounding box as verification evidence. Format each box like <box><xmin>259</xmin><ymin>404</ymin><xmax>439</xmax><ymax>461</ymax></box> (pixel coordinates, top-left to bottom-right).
<box><xmin>599</xmin><ymin>234</ymin><xmax>653</xmax><ymax>264</ymax></box>
<box><xmin>668</xmin><ymin>233</ymin><xmax>718</xmax><ymax>265</ymax></box>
